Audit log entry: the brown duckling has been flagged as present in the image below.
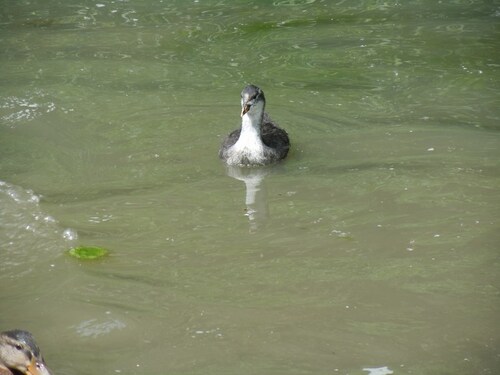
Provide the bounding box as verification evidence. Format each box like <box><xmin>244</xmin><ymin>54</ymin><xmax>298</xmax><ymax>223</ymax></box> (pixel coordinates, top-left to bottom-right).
<box><xmin>0</xmin><ymin>330</ymin><xmax>52</xmax><ymax>375</ymax></box>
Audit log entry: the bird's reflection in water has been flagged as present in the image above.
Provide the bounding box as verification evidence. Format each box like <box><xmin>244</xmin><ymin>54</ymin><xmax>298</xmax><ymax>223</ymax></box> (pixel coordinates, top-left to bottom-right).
<box><xmin>225</xmin><ymin>166</ymin><xmax>272</xmax><ymax>232</ymax></box>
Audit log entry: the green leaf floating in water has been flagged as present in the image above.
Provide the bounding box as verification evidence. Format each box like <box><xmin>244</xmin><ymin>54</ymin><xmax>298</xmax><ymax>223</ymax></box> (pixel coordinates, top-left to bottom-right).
<box><xmin>68</xmin><ymin>246</ymin><xmax>108</xmax><ymax>260</ymax></box>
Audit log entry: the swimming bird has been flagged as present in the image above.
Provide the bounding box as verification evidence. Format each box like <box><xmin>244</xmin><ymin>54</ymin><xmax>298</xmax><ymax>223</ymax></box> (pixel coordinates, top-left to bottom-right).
<box><xmin>0</xmin><ymin>330</ymin><xmax>52</xmax><ymax>375</ymax></box>
<box><xmin>219</xmin><ymin>84</ymin><xmax>290</xmax><ymax>166</ymax></box>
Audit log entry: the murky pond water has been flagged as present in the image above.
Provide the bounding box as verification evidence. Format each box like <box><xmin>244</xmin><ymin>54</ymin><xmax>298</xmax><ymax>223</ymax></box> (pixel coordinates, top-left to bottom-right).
<box><xmin>1</xmin><ymin>1</ymin><xmax>499</xmax><ymax>374</ymax></box>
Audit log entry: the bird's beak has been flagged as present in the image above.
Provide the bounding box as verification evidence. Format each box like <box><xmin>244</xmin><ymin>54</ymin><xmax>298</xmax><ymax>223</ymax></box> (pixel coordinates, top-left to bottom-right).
<box><xmin>240</xmin><ymin>104</ymin><xmax>250</xmax><ymax>117</ymax></box>
<box><xmin>27</xmin><ymin>357</ymin><xmax>52</xmax><ymax>375</ymax></box>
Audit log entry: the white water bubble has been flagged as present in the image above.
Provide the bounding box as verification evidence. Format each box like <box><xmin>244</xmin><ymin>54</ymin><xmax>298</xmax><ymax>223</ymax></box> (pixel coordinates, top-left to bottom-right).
<box><xmin>62</xmin><ymin>228</ymin><xmax>78</xmax><ymax>241</ymax></box>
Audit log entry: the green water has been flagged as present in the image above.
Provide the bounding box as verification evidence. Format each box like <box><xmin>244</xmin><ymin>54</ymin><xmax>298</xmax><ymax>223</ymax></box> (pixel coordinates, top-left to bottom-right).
<box><xmin>1</xmin><ymin>1</ymin><xmax>499</xmax><ymax>374</ymax></box>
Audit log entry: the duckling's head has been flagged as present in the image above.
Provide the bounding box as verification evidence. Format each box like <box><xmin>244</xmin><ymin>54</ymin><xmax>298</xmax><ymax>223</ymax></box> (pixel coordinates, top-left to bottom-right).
<box><xmin>0</xmin><ymin>330</ymin><xmax>52</xmax><ymax>375</ymax></box>
<box><xmin>240</xmin><ymin>84</ymin><xmax>266</xmax><ymax>118</ymax></box>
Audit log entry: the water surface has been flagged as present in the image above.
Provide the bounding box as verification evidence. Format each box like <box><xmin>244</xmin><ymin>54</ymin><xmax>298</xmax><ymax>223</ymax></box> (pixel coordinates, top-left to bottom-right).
<box><xmin>1</xmin><ymin>1</ymin><xmax>499</xmax><ymax>374</ymax></box>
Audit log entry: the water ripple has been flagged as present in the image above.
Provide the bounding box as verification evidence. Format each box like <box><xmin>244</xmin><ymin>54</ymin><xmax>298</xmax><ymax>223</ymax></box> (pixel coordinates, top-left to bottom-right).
<box><xmin>0</xmin><ymin>180</ymin><xmax>78</xmax><ymax>278</ymax></box>
<box><xmin>0</xmin><ymin>90</ymin><xmax>56</xmax><ymax>125</ymax></box>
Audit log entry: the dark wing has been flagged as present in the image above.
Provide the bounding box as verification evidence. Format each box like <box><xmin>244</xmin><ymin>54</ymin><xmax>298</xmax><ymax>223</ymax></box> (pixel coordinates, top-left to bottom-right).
<box><xmin>260</xmin><ymin>112</ymin><xmax>290</xmax><ymax>160</ymax></box>
<box><xmin>219</xmin><ymin>128</ymin><xmax>241</xmax><ymax>159</ymax></box>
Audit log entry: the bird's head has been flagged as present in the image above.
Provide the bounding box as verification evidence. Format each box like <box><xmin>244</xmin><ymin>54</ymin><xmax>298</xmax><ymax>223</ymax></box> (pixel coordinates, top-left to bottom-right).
<box><xmin>0</xmin><ymin>330</ymin><xmax>52</xmax><ymax>375</ymax></box>
<box><xmin>240</xmin><ymin>84</ymin><xmax>266</xmax><ymax>117</ymax></box>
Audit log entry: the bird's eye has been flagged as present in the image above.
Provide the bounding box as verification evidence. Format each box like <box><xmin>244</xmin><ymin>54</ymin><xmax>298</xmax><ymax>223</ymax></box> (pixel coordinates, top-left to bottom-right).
<box><xmin>15</xmin><ymin>344</ymin><xmax>23</xmax><ymax>350</ymax></box>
